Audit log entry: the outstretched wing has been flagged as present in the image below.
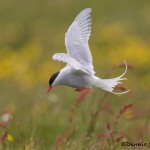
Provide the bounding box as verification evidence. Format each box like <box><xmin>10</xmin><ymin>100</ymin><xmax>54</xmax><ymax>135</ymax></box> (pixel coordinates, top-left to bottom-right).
<box><xmin>53</xmin><ymin>53</ymin><xmax>92</xmax><ymax>76</ymax></box>
<box><xmin>65</xmin><ymin>8</ymin><xmax>95</xmax><ymax>76</ymax></box>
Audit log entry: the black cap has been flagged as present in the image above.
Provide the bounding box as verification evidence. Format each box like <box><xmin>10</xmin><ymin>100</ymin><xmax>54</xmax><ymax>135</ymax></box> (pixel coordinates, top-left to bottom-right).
<box><xmin>49</xmin><ymin>71</ymin><xmax>60</xmax><ymax>85</ymax></box>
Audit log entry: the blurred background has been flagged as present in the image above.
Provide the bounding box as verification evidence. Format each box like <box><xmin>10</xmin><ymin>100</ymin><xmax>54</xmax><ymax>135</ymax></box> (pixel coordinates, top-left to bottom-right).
<box><xmin>0</xmin><ymin>0</ymin><xmax>150</xmax><ymax>149</ymax></box>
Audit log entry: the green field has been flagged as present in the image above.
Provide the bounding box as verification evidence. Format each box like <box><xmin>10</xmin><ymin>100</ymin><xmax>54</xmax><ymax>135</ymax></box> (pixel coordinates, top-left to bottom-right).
<box><xmin>0</xmin><ymin>0</ymin><xmax>150</xmax><ymax>149</ymax></box>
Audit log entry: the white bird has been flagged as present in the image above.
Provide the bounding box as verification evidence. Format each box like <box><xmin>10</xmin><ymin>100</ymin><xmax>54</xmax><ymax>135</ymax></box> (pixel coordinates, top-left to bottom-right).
<box><xmin>47</xmin><ymin>8</ymin><xmax>129</xmax><ymax>95</ymax></box>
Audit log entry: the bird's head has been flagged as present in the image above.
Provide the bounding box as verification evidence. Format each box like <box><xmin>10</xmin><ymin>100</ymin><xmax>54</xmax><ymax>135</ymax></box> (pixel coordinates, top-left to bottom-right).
<box><xmin>47</xmin><ymin>71</ymin><xmax>60</xmax><ymax>93</ymax></box>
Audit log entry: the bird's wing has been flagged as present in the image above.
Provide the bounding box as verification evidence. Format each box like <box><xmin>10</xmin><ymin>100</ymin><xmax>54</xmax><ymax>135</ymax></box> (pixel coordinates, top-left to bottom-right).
<box><xmin>65</xmin><ymin>8</ymin><xmax>95</xmax><ymax>76</ymax></box>
<box><xmin>53</xmin><ymin>53</ymin><xmax>92</xmax><ymax>76</ymax></box>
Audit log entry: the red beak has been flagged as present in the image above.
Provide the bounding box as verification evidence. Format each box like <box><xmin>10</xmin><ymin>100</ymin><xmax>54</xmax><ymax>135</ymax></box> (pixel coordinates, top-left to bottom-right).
<box><xmin>47</xmin><ymin>85</ymin><xmax>53</xmax><ymax>93</ymax></box>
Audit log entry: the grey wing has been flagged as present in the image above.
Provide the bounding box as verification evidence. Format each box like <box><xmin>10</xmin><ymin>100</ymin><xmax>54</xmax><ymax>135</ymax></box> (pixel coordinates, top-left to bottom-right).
<box><xmin>52</xmin><ymin>53</ymin><xmax>92</xmax><ymax>76</ymax></box>
<box><xmin>65</xmin><ymin>8</ymin><xmax>95</xmax><ymax>76</ymax></box>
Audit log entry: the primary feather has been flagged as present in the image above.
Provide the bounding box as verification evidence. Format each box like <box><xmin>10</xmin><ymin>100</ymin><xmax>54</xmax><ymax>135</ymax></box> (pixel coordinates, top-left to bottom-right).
<box><xmin>65</xmin><ymin>8</ymin><xmax>95</xmax><ymax>75</ymax></box>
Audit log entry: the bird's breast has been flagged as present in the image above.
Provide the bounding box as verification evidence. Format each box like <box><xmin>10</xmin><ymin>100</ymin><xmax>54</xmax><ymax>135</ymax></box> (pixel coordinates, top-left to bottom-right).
<box><xmin>55</xmin><ymin>71</ymin><xmax>94</xmax><ymax>88</ymax></box>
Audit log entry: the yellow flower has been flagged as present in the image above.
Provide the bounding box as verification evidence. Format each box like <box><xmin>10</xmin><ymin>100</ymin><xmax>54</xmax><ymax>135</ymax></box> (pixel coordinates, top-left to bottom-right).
<box><xmin>7</xmin><ymin>134</ymin><xmax>13</xmax><ymax>142</ymax></box>
<box><xmin>124</xmin><ymin>110</ymin><xmax>134</xmax><ymax>119</ymax></box>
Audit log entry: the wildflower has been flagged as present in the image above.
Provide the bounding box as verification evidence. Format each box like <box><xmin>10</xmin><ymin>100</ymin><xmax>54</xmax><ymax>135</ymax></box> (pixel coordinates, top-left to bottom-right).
<box><xmin>0</xmin><ymin>131</ymin><xmax>8</xmax><ymax>143</ymax></box>
<box><xmin>116</xmin><ymin>132</ymin><xmax>128</xmax><ymax>142</ymax></box>
<box><xmin>117</xmin><ymin>102</ymin><xmax>134</xmax><ymax>119</ymax></box>
<box><xmin>106</xmin><ymin>123</ymin><xmax>111</xmax><ymax>130</ymax></box>
<box><xmin>101</xmin><ymin>123</ymin><xmax>117</xmax><ymax>141</ymax></box>
<box><xmin>0</xmin><ymin>113</ymin><xmax>12</xmax><ymax>123</ymax></box>
<box><xmin>115</xmin><ymin>84</ymin><xmax>127</xmax><ymax>91</ymax></box>
<box><xmin>124</xmin><ymin>110</ymin><xmax>134</xmax><ymax>119</ymax></box>
<box><xmin>101</xmin><ymin>132</ymin><xmax>111</xmax><ymax>140</ymax></box>
<box><xmin>55</xmin><ymin>136</ymin><xmax>63</xmax><ymax>148</ymax></box>
<box><xmin>7</xmin><ymin>134</ymin><xmax>13</xmax><ymax>142</ymax></box>
<box><xmin>101</xmin><ymin>130</ymin><xmax>117</xmax><ymax>141</ymax></box>
<box><xmin>0</xmin><ymin>123</ymin><xmax>7</xmax><ymax>128</ymax></box>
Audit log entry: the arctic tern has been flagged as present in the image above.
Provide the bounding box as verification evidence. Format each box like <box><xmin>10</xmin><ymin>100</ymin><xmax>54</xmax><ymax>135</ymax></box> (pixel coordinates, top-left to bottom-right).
<box><xmin>47</xmin><ymin>8</ymin><xmax>129</xmax><ymax>95</ymax></box>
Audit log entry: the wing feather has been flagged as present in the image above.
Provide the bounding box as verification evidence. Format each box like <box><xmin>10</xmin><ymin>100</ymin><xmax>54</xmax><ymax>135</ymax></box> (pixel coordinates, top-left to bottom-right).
<box><xmin>53</xmin><ymin>53</ymin><xmax>92</xmax><ymax>76</ymax></box>
<box><xmin>65</xmin><ymin>8</ymin><xmax>95</xmax><ymax>76</ymax></box>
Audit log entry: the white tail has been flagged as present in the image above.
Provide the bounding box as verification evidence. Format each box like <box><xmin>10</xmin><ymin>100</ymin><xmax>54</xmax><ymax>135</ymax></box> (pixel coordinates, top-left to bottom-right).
<box><xmin>94</xmin><ymin>61</ymin><xmax>129</xmax><ymax>95</ymax></box>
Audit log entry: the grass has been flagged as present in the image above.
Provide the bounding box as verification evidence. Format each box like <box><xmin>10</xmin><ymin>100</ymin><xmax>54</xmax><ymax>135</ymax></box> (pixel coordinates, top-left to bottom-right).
<box><xmin>0</xmin><ymin>0</ymin><xmax>150</xmax><ymax>149</ymax></box>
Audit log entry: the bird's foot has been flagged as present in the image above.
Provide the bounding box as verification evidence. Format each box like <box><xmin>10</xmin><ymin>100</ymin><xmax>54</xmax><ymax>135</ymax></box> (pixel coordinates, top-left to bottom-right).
<box><xmin>74</xmin><ymin>88</ymin><xmax>91</xmax><ymax>92</ymax></box>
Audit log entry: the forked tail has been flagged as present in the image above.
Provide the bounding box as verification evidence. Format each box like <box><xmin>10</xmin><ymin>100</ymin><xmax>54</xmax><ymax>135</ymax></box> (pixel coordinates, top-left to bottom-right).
<box><xmin>95</xmin><ymin>61</ymin><xmax>129</xmax><ymax>95</ymax></box>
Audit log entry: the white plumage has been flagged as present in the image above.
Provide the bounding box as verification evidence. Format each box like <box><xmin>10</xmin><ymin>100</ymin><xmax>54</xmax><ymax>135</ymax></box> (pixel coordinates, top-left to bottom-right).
<box><xmin>65</xmin><ymin>8</ymin><xmax>94</xmax><ymax>75</ymax></box>
<box><xmin>53</xmin><ymin>53</ymin><xmax>92</xmax><ymax>76</ymax></box>
<box><xmin>49</xmin><ymin>8</ymin><xmax>129</xmax><ymax>95</ymax></box>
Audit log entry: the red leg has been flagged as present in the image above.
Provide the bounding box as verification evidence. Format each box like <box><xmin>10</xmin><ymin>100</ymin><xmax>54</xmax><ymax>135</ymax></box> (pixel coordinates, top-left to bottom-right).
<box><xmin>75</xmin><ymin>88</ymin><xmax>92</xmax><ymax>108</ymax></box>
<box><xmin>74</xmin><ymin>88</ymin><xmax>91</xmax><ymax>92</ymax></box>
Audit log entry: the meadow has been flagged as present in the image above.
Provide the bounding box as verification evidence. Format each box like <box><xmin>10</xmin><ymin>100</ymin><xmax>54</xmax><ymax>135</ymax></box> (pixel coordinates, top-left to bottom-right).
<box><xmin>0</xmin><ymin>0</ymin><xmax>150</xmax><ymax>149</ymax></box>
